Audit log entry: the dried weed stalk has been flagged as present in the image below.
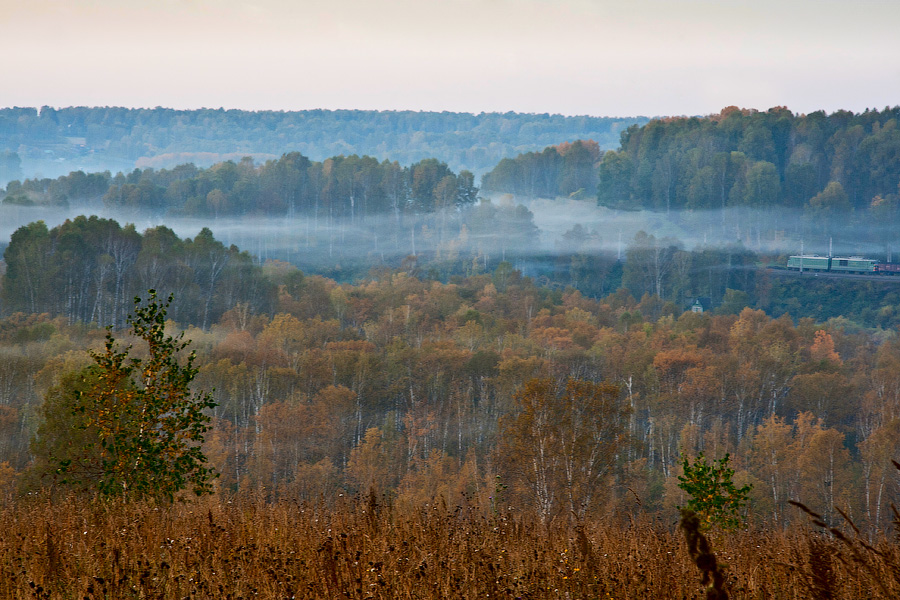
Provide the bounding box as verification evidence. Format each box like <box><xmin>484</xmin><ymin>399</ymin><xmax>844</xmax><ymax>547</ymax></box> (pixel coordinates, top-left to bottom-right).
<box><xmin>680</xmin><ymin>508</ymin><xmax>729</xmax><ymax>599</ymax></box>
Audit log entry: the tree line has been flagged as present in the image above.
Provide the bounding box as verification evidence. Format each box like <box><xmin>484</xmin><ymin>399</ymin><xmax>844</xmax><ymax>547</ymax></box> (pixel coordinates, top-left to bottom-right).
<box><xmin>597</xmin><ymin>105</ymin><xmax>900</xmax><ymax>215</ymax></box>
<box><xmin>0</xmin><ymin>259</ymin><xmax>898</xmax><ymax>530</ymax></box>
<box><xmin>618</xmin><ymin>230</ymin><xmax>900</xmax><ymax>330</ymax></box>
<box><xmin>2</xmin><ymin>217</ymin><xmax>273</xmax><ymax>329</ymax></box>
<box><xmin>9</xmin><ymin>213</ymin><xmax>900</xmax><ymax>335</ymax></box>
<box><xmin>478</xmin><ymin>106</ymin><xmax>900</xmax><ymax>230</ymax></box>
<box><xmin>1</xmin><ymin>153</ymin><xmax>479</xmax><ymax>221</ymax></box>
<box><xmin>0</xmin><ymin>106</ymin><xmax>645</xmax><ymax>183</ymax></box>
<box><xmin>479</xmin><ymin>140</ymin><xmax>602</xmax><ymax>199</ymax></box>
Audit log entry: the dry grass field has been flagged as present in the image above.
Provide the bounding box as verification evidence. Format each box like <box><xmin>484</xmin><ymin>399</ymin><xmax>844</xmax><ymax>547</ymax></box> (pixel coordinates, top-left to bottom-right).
<box><xmin>1</xmin><ymin>493</ymin><xmax>898</xmax><ymax>599</ymax></box>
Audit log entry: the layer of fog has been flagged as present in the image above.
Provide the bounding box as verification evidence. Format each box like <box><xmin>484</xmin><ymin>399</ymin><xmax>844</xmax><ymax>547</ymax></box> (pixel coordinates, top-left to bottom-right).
<box><xmin>523</xmin><ymin>197</ymin><xmax>897</xmax><ymax>260</ymax></box>
<box><xmin>2</xmin><ymin>196</ymin><xmax>898</xmax><ymax>278</ymax></box>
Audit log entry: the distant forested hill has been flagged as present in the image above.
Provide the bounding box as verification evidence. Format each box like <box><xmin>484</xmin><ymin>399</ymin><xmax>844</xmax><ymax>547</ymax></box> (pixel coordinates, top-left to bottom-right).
<box><xmin>480</xmin><ymin>106</ymin><xmax>900</xmax><ymax>210</ymax></box>
<box><xmin>0</xmin><ymin>106</ymin><xmax>647</xmax><ymax>184</ymax></box>
<box><xmin>596</xmin><ymin>106</ymin><xmax>900</xmax><ymax>213</ymax></box>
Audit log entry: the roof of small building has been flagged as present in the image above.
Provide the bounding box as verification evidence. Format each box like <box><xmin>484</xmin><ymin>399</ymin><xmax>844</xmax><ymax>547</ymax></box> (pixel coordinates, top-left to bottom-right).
<box><xmin>691</xmin><ymin>297</ymin><xmax>713</xmax><ymax>310</ymax></box>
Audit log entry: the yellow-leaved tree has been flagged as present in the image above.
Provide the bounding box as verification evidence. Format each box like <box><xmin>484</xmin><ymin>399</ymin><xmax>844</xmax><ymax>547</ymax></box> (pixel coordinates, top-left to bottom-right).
<box><xmin>496</xmin><ymin>377</ymin><xmax>628</xmax><ymax>524</ymax></box>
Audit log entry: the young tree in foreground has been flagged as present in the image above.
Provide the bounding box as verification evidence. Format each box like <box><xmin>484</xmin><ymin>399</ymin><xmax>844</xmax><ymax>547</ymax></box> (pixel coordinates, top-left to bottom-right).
<box><xmin>31</xmin><ymin>291</ymin><xmax>217</xmax><ymax>500</ymax></box>
<box><xmin>677</xmin><ymin>452</ymin><xmax>751</xmax><ymax>531</ymax></box>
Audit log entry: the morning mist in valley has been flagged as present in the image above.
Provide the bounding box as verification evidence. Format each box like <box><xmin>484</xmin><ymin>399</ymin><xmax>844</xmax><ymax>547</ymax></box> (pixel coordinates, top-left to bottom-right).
<box><xmin>2</xmin><ymin>1</ymin><xmax>900</xmax><ymax>597</ymax></box>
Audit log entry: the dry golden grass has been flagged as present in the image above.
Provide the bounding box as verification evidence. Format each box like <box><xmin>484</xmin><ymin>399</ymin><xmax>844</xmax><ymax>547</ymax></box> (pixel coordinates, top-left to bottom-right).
<box><xmin>0</xmin><ymin>492</ymin><xmax>897</xmax><ymax>599</ymax></box>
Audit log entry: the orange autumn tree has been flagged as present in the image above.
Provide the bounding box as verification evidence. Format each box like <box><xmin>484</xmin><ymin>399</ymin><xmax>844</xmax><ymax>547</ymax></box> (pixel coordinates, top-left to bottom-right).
<box><xmin>496</xmin><ymin>377</ymin><xmax>629</xmax><ymax>524</ymax></box>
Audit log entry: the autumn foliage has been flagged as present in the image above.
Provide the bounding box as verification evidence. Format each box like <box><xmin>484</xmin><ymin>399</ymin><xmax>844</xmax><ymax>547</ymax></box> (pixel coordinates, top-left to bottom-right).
<box><xmin>497</xmin><ymin>377</ymin><xmax>627</xmax><ymax>523</ymax></box>
<box><xmin>0</xmin><ymin>265</ymin><xmax>891</xmax><ymax>536</ymax></box>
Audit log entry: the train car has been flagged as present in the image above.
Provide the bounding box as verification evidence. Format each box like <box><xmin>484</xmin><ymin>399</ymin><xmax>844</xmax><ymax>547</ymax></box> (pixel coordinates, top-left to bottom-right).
<box><xmin>875</xmin><ymin>262</ymin><xmax>900</xmax><ymax>275</ymax></box>
<box><xmin>829</xmin><ymin>257</ymin><xmax>877</xmax><ymax>273</ymax></box>
<box><xmin>787</xmin><ymin>255</ymin><xmax>830</xmax><ymax>271</ymax></box>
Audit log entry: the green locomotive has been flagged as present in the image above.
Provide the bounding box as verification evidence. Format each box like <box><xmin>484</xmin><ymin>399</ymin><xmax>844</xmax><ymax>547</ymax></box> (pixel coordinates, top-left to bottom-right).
<box><xmin>786</xmin><ymin>255</ymin><xmax>878</xmax><ymax>273</ymax></box>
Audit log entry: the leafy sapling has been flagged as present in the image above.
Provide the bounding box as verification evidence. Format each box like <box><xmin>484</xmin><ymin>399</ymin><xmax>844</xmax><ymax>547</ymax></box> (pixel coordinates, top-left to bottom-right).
<box><xmin>33</xmin><ymin>290</ymin><xmax>217</xmax><ymax>501</ymax></box>
<box><xmin>677</xmin><ymin>452</ymin><xmax>751</xmax><ymax>531</ymax></box>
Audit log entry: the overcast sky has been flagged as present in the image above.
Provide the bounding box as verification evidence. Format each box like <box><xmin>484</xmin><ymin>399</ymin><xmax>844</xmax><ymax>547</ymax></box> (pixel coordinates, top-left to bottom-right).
<box><xmin>3</xmin><ymin>0</ymin><xmax>898</xmax><ymax>117</ymax></box>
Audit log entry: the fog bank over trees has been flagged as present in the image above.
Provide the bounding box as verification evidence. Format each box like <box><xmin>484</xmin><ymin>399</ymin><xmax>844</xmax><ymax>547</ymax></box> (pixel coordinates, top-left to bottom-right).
<box><xmin>479</xmin><ymin>105</ymin><xmax>900</xmax><ymax>265</ymax></box>
<box><xmin>3</xmin><ymin>105</ymin><xmax>900</xmax><ymax>329</ymax></box>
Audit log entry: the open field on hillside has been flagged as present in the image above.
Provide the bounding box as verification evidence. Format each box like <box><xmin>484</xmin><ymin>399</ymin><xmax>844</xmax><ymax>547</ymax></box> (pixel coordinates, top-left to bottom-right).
<box><xmin>2</xmin><ymin>494</ymin><xmax>898</xmax><ymax>599</ymax></box>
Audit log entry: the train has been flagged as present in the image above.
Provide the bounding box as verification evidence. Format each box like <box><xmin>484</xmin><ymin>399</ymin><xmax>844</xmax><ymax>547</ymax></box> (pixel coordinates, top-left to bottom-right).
<box><xmin>786</xmin><ymin>255</ymin><xmax>900</xmax><ymax>275</ymax></box>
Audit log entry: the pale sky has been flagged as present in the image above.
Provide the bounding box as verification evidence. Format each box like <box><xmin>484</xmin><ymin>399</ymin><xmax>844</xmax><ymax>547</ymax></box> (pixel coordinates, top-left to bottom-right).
<box><xmin>2</xmin><ymin>0</ymin><xmax>898</xmax><ymax>117</ymax></box>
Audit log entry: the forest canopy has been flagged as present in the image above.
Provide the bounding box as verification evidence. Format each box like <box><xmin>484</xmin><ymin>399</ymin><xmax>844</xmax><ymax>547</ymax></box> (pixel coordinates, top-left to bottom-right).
<box><xmin>0</xmin><ymin>153</ymin><xmax>479</xmax><ymax>220</ymax></box>
<box><xmin>0</xmin><ymin>258</ymin><xmax>896</xmax><ymax>532</ymax></box>
<box><xmin>477</xmin><ymin>106</ymin><xmax>900</xmax><ymax>221</ymax></box>
<box><xmin>596</xmin><ymin>106</ymin><xmax>900</xmax><ymax>213</ymax></box>
<box><xmin>480</xmin><ymin>139</ymin><xmax>602</xmax><ymax>199</ymax></box>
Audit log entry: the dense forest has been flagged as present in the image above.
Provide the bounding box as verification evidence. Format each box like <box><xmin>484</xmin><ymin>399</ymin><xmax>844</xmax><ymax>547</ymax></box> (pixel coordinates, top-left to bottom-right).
<box><xmin>3</xmin><ymin>106</ymin><xmax>900</xmax><ymax>541</ymax></box>
<box><xmin>483</xmin><ymin>106</ymin><xmax>900</xmax><ymax>218</ymax></box>
<box><xmin>1</xmin><ymin>153</ymin><xmax>479</xmax><ymax>220</ymax></box>
<box><xmin>3</xmin><ymin>107</ymin><xmax>900</xmax><ymax>327</ymax></box>
<box><xmin>479</xmin><ymin>139</ymin><xmax>602</xmax><ymax>199</ymax></box>
<box><xmin>9</xmin><ymin>211</ymin><xmax>900</xmax><ymax>335</ymax></box>
<box><xmin>595</xmin><ymin>105</ymin><xmax>900</xmax><ymax>215</ymax></box>
<box><xmin>1</xmin><ymin>251</ymin><xmax>899</xmax><ymax>533</ymax></box>
<box><xmin>0</xmin><ymin>106</ymin><xmax>646</xmax><ymax>184</ymax></box>
<box><xmin>7</xmin><ymin>106</ymin><xmax>900</xmax><ymax>270</ymax></box>
<box><xmin>477</xmin><ymin>106</ymin><xmax>900</xmax><ymax>261</ymax></box>
<box><xmin>2</xmin><ymin>218</ymin><xmax>274</xmax><ymax>329</ymax></box>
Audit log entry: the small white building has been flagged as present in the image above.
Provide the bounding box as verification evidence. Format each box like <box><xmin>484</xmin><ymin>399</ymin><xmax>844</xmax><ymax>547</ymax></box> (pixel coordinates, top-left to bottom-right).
<box><xmin>690</xmin><ymin>297</ymin><xmax>712</xmax><ymax>313</ymax></box>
